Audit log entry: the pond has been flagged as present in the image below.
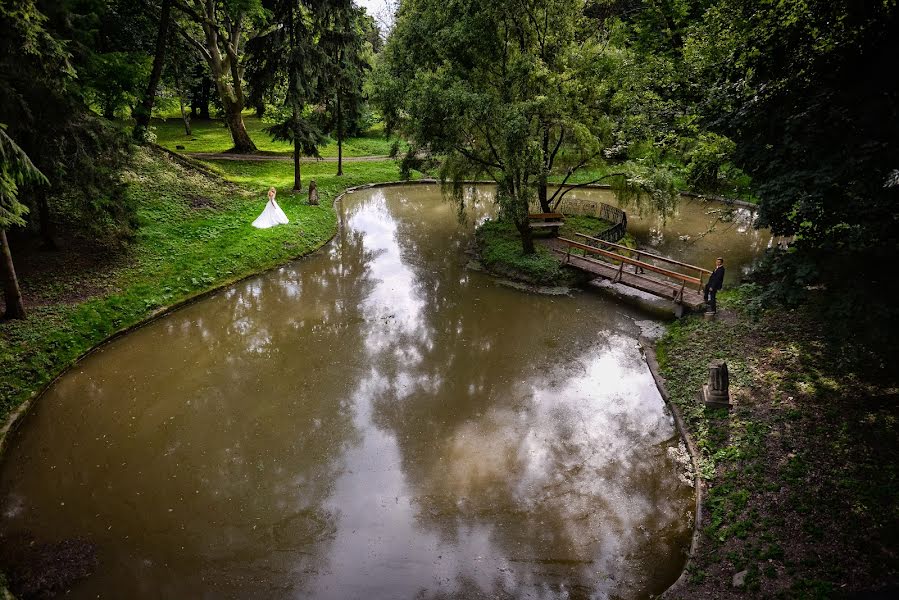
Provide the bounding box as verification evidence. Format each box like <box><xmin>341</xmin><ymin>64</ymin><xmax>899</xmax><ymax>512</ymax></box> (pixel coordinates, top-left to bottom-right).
<box><xmin>0</xmin><ymin>185</ymin><xmax>768</xmax><ymax>598</ymax></box>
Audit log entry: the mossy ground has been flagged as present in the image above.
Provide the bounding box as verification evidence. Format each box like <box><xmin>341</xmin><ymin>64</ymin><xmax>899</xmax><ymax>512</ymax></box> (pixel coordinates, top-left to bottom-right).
<box><xmin>0</xmin><ymin>147</ymin><xmax>411</xmax><ymax>428</ymax></box>
<box><xmin>657</xmin><ymin>289</ymin><xmax>899</xmax><ymax>598</ymax></box>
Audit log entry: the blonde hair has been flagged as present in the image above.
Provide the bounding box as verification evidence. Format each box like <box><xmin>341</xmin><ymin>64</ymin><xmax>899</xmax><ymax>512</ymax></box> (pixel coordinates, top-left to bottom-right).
<box><xmin>268</xmin><ymin>187</ymin><xmax>276</xmax><ymax>195</ymax></box>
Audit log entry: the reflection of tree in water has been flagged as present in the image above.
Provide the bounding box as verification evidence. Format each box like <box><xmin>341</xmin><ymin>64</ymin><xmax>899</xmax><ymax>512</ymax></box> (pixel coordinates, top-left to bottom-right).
<box><xmin>347</xmin><ymin>188</ymin><xmax>691</xmax><ymax>598</ymax></box>
<box><xmin>164</xmin><ymin>221</ymin><xmax>380</xmax><ymax>594</ymax></box>
<box><xmin>0</xmin><ymin>219</ymin><xmax>380</xmax><ymax>597</ymax></box>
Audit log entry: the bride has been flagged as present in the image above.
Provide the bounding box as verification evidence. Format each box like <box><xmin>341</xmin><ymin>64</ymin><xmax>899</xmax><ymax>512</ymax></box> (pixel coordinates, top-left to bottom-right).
<box><xmin>252</xmin><ymin>187</ymin><xmax>289</xmax><ymax>229</ymax></box>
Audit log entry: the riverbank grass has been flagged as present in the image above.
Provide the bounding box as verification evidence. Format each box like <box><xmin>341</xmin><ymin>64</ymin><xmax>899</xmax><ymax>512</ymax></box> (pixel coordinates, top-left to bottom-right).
<box><xmin>0</xmin><ymin>148</ymin><xmax>408</xmax><ymax>428</ymax></box>
<box><xmin>656</xmin><ymin>289</ymin><xmax>898</xmax><ymax>597</ymax></box>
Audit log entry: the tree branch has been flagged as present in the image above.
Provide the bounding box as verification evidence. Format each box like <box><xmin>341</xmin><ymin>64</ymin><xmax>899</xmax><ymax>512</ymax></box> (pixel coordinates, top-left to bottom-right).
<box><xmin>454</xmin><ymin>145</ymin><xmax>503</xmax><ymax>170</ymax></box>
<box><xmin>548</xmin><ymin>126</ymin><xmax>564</xmax><ymax>169</ymax></box>
<box><xmin>551</xmin><ymin>172</ymin><xmax>628</xmax><ymax>211</ymax></box>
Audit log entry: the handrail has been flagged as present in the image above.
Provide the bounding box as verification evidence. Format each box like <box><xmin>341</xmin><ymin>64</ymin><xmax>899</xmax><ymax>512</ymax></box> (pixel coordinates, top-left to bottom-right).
<box><xmin>573</xmin><ymin>233</ymin><xmax>712</xmax><ymax>275</ymax></box>
<box><xmin>558</xmin><ymin>238</ymin><xmax>702</xmax><ymax>287</ymax></box>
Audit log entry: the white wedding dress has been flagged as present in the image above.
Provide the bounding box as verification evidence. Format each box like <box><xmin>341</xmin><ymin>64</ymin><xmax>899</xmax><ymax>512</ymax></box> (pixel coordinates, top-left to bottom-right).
<box><xmin>252</xmin><ymin>198</ymin><xmax>289</xmax><ymax>229</ymax></box>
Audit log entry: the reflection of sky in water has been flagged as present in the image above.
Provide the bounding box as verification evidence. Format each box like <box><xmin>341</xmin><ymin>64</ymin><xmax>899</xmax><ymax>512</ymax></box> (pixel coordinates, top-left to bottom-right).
<box><xmin>0</xmin><ymin>185</ymin><xmax>696</xmax><ymax>599</ymax></box>
<box><xmin>306</xmin><ymin>188</ymin><xmax>692</xmax><ymax>599</ymax></box>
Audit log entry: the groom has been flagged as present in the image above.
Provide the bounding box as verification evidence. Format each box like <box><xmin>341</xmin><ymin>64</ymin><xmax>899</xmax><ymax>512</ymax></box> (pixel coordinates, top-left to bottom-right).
<box><xmin>704</xmin><ymin>257</ymin><xmax>725</xmax><ymax>313</ymax></box>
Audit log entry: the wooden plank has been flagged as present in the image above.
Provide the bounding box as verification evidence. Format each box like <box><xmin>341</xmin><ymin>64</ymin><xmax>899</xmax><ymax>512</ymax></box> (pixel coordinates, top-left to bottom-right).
<box><xmin>529</xmin><ymin>212</ymin><xmax>565</xmax><ymax>220</ymax></box>
<box><xmin>529</xmin><ymin>222</ymin><xmax>563</xmax><ymax>228</ymax></box>
<box><xmin>573</xmin><ymin>233</ymin><xmax>712</xmax><ymax>275</ymax></box>
<box><xmin>554</xmin><ymin>250</ymin><xmax>705</xmax><ymax>308</ymax></box>
<box><xmin>558</xmin><ymin>238</ymin><xmax>702</xmax><ymax>286</ymax></box>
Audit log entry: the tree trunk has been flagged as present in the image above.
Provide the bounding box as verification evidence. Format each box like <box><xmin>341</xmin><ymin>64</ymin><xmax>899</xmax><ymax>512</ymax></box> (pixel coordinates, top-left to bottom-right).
<box><xmin>222</xmin><ymin>101</ymin><xmax>256</xmax><ymax>153</ymax></box>
<box><xmin>199</xmin><ymin>78</ymin><xmax>211</xmax><ymax>119</ymax></box>
<box><xmin>336</xmin><ymin>92</ymin><xmax>344</xmax><ymax>176</ymax></box>
<box><xmin>512</xmin><ymin>181</ymin><xmax>536</xmax><ymax>254</ymax></box>
<box><xmin>133</xmin><ymin>0</ymin><xmax>171</xmax><ymax>139</ymax></box>
<box><xmin>538</xmin><ymin>124</ymin><xmax>551</xmax><ymax>212</ymax></box>
<box><xmin>515</xmin><ymin>217</ymin><xmax>536</xmax><ymax>255</ymax></box>
<box><xmin>293</xmin><ymin>141</ymin><xmax>302</xmax><ymax>191</ymax></box>
<box><xmin>179</xmin><ymin>97</ymin><xmax>192</xmax><ymax>135</ymax></box>
<box><xmin>0</xmin><ymin>229</ymin><xmax>25</xmax><ymax>320</ymax></box>
<box><xmin>37</xmin><ymin>191</ymin><xmax>57</xmax><ymax>250</ymax></box>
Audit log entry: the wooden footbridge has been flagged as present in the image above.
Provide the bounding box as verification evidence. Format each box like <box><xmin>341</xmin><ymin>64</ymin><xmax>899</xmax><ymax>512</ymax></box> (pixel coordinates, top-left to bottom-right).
<box><xmin>545</xmin><ymin>234</ymin><xmax>712</xmax><ymax>311</ymax></box>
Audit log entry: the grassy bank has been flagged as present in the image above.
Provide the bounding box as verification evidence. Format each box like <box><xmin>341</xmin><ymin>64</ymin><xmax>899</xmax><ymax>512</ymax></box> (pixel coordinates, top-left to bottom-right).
<box><xmin>0</xmin><ymin>147</ymin><xmax>409</xmax><ymax>429</ymax></box>
<box><xmin>150</xmin><ymin>116</ymin><xmax>404</xmax><ymax>157</ymax></box>
<box><xmin>657</xmin><ymin>290</ymin><xmax>899</xmax><ymax>597</ymax></box>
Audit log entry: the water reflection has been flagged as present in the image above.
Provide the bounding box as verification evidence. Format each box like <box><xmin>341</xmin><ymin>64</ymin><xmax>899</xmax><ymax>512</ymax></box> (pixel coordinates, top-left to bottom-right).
<box><xmin>0</xmin><ymin>185</ymin><xmax>715</xmax><ymax>599</ymax></box>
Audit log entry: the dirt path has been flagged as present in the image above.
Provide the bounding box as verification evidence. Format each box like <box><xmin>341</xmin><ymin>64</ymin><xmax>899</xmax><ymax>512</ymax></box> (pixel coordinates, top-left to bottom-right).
<box><xmin>186</xmin><ymin>152</ymin><xmax>392</xmax><ymax>162</ymax></box>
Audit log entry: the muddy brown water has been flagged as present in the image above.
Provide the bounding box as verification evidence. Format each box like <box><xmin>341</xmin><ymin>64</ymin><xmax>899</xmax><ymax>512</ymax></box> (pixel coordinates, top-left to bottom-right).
<box><xmin>0</xmin><ymin>185</ymin><xmax>769</xmax><ymax>599</ymax></box>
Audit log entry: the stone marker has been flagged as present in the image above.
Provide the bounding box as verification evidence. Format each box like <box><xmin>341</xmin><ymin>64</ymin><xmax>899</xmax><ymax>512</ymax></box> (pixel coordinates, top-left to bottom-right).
<box><xmin>701</xmin><ymin>360</ymin><xmax>730</xmax><ymax>408</ymax></box>
<box><xmin>308</xmin><ymin>179</ymin><xmax>319</xmax><ymax>206</ymax></box>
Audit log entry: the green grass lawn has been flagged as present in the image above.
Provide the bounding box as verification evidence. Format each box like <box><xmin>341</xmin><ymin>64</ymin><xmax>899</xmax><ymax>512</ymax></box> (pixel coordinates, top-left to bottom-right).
<box><xmin>150</xmin><ymin>115</ymin><xmax>403</xmax><ymax>157</ymax></box>
<box><xmin>0</xmin><ymin>149</ymin><xmax>412</xmax><ymax>426</ymax></box>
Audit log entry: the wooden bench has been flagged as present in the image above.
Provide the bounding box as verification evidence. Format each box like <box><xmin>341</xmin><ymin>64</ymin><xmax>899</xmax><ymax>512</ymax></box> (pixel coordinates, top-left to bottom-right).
<box><xmin>528</xmin><ymin>212</ymin><xmax>565</xmax><ymax>235</ymax></box>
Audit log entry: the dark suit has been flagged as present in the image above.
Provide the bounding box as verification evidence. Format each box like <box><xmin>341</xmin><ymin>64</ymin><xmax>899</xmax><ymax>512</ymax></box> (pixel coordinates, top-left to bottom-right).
<box><xmin>704</xmin><ymin>265</ymin><xmax>725</xmax><ymax>312</ymax></box>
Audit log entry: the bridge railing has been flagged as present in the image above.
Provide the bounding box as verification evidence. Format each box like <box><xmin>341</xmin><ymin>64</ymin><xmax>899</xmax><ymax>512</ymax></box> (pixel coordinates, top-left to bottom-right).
<box><xmin>572</xmin><ymin>233</ymin><xmax>712</xmax><ymax>290</ymax></box>
<box><xmin>558</xmin><ymin>235</ymin><xmax>712</xmax><ymax>302</ymax></box>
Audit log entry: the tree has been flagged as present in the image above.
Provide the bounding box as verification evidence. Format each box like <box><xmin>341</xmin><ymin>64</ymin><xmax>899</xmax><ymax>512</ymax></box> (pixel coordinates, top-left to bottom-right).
<box><xmin>0</xmin><ymin>127</ymin><xmax>48</xmax><ymax>319</ymax></box>
<box><xmin>319</xmin><ymin>4</ymin><xmax>373</xmax><ymax>176</ymax></box>
<box><xmin>246</xmin><ymin>0</ymin><xmax>336</xmax><ymax>190</ymax></box>
<box><xmin>134</xmin><ymin>0</ymin><xmax>174</xmax><ymax>140</ymax></box>
<box><xmin>3</xmin><ymin>0</ymin><xmax>135</xmax><ymax>252</ymax></box>
<box><xmin>682</xmin><ymin>0</ymin><xmax>899</xmax><ymax>341</ymax></box>
<box><xmin>171</xmin><ymin>0</ymin><xmax>270</xmax><ymax>152</ymax></box>
<box><xmin>377</xmin><ymin>0</ymin><xmax>674</xmax><ymax>254</ymax></box>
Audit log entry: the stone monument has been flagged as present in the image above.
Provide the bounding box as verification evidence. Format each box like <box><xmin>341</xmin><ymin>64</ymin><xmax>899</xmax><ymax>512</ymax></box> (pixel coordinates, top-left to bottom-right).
<box><xmin>701</xmin><ymin>360</ymin><xmax>730</xmax><ymax>408</ymax></box>
<box><xmin>308</xmin><ymin>179</ymin><xmax>319</xmax><ymax>206</ymax></box>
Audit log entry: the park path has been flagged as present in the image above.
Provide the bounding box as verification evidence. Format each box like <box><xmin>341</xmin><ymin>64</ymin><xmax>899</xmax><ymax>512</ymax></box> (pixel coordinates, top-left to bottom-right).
<box><xmin>186</xmin><ymin>152</ymin><xmax>391</xmax><ymax>162</ymax></box>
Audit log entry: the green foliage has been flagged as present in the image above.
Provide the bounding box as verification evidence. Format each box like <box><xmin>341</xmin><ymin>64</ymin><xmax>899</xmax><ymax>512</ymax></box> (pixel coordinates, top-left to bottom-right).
<box><xmin>0</xmin><ymin>127</ymin><xmax>47</xmax><ymax>227</ymax></box>
<box><xmin>687</xmin><ymin>0</ymin><xmax>899</xmax><ymax>344</ymax></box>
<box><xmin>83</xmin><ymin>51</ymin><xmax>151</xmax><ymax>118</ymax></box>
<box><xmin>1</xmin><ymin>0</ymin><xmax>136</xmax><ymax>245</ymax></box>
<box><xmin>475</xmin><ymin>220</ymin><xmax>566</xmax><ymax>285</ymax></box>
<box><xmin>378</xmin><ymin>0</ymin><xmax>680</xmax><ymax>252</ymax></box>
<box><xmin>683</xmin><ymin>132</ymin><xmax>736</xmax><ymax>191</ymax></box>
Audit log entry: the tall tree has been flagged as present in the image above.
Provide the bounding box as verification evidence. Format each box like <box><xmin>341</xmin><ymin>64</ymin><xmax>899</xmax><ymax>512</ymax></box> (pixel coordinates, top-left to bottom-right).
<box><xmin>246</xmin><ymin>0</ymin><xmax>334</xmax><ymax>190</ymax></box>
<box><xmin>377</xmin><ymin>0</ymin><xmax>674</xmax><ymax>253</ymax></box>
<box><xmin>171</xmin><ymin>0</ymin><xmax>269</xmax><ymax>152</ymax></box>
<box><xmin>3</xmin><ymin>0</ymin><xmax>134</xmax><ymax>253</ymax></box>
<box><xmin>133</xmin><ymin>0</ymin><xmax>174</xmax><ymax>140</ymax></box>
<box><xmin>0</xmin><ymin>127</ymin><xmax>47</xmax><ymax>319</ymax></box>
<box><xmin>320</xmin><ymin>4</ymin><xmax>372</xmax><ymax>176</ymax></box>
<box><xmin>684</xmin><ymin>0</ymin><xmax>899</xmax><ymax>340</ymax></box>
